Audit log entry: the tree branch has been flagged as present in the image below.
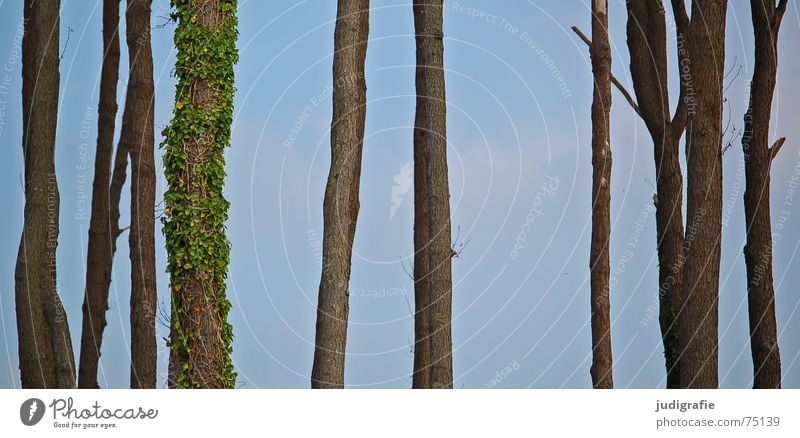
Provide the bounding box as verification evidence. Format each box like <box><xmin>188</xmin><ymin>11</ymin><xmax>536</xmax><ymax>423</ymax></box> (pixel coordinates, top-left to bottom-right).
<box><xmin>775</xmin><ymin>0</ymin><xmax>788</xmax><ymax>29</ymax></box>
<box><xmin>572</xmin><ymin>26</ymin><xmax>643</xmax><ymax>119</ymax></box>
<box><xmin>669</xmin><ymin>0</ymin><xmax>691</xmax><ymax>133</ymax></box>
<box><xmin>770</xmin><ymin>137</ymin><xmax>786</xmax><ymax>162</ymax></box>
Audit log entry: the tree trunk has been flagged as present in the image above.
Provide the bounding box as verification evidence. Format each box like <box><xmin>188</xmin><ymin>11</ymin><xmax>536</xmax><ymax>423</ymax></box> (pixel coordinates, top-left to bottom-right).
<box><xmin>311</xmin><ymin>0</ymin><xmax>370</xmax><ymax>389</ymax></box>
<box><xmin>78</xmin><ymin>0</ymin><xmax>121</xmax><ymax>390</ymax></box>
<box><xmin>16</xmin><ymin>0</ymin><xmax>76</xmax><ymax>389</ymax></box>
<box><xmin>123</xmin><ymin>0</ymin><xmax>157</xmax><ymax>389</ymax></box>
<box><xmin>652</xmin><ymin>133</ymin><xmax>685</xmax><ymax>389</ymax></box>
<box><xmin>589</xmin><ymin>0</ymin><xmax>613</xmax><ymax>389</ymax></box>
<box><xmin>414</xmin><ymin>0</ymin><xmax>453</xmax><ymax>389</ymax></box>
<box><xmin>625</xmin><ymin>0</ymin><xmax>689</xmax><ymax>389</ymax></box>
<box><xmin>679</xmin><ymin>0</ymin><xmax>727</xmax><ymax>389</ymax></box>
<box><xmin>412</xmin><ymin>117</ymin><xmax>432</xmax><ymax>388</ymax></box>
<box><xmin>164</xmin><ymin>0</ymin><xmax>238</xmax><ymax>389</ymax></box>
<box><xmin>742</xmin><ymin>0</ymin><xmax>787</xmax><ymax>389</ymax></box>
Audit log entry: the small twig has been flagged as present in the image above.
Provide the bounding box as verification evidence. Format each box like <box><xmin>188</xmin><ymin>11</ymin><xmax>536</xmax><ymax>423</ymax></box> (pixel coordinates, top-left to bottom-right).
<box><xmin>451</xmin><ymin>225</ymin><xmax>470</xmax><ymax>258</ymax></box>
<box><xmin>115</xmin><ymin>225</ymin><xmax>131</xmax><ymax>238</ymax></box>
<box><xmin>401</xmin><ymin>285</ymin><xmax>414</xmax><ymax>317</ymax></box>
<box><xmin>157</xmin><ymin>300</ymin><xmax>171</xmax><ymax>331</ymax></box>
<box><xmin>400</xmin><ymin>251</ymin><xmax>414</xmax><ymax>281</ymax></box>
<box><xmin>155</xmin><ymin>15</ymin><xmax>174</xmax><ymax>29</ymax></box>
<box><xmin>154</xmin><ymin>200</ymin><xmax>166</xmax><ymax>221</ymax></box>
<box><xmin>723</xmin><ymin>57</ymin><xmax>741</xmax><ymax>95</ymax></box>
<box><xmin>571</xmin><ymin>26</ymin><xmax>643</xmax><ymax>120</ymax></box>
<box><xmin>60</xmin><ymin>26</ymin><xmax>74</xmax><ymax>61</ymax></box>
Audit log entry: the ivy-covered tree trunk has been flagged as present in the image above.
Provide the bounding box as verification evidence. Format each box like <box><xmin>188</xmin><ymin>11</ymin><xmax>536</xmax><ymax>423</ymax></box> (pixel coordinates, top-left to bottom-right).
<box><xmin>310</xmin><ymin>0</ymin><xmax>370</xmax><ymax>389</ymax></box>
<box><xmin>679</xmin><ymin>0</ymin><xmax>727</xmax><ymax>389</ymax></box>
<box><xmin>163</xmin><ymin>0</ymin><xmax>238</xmax><ymax>389</ymax></box>
<box><xmin>78</xmin><ymin>0</ymin><xmax>122</xmax><ymax>389</ymax></box>
<box><xmin>16</xmin><ymin>0</ymin><xmax>76</xmax><ymax>389</ymax></box>
<box><xmin>742</xmin><ymin>0</ymin><xmax>787</xmax><ymax>389</ymax></box>
<box><xmin>414</xmin><ymin>0</ymin><xmax>453</xmax><ymax>389</ymax></box>
<box><xmin>588</xmin><ymin>0</ymin><xmax>613</xmax><ymax>389</ymax></box>
<box><xmin>123</xmin><ymin>0</ymin><xmax>157</xmax><ymax>389</ymax></box>
<box><xmin>625</xmin><ymin>0</ymin><xmax>690</xmax><ymax>389</ymax></box>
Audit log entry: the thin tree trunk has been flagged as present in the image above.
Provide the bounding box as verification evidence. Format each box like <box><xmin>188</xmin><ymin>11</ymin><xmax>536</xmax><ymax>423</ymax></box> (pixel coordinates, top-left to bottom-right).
<box><xmin>412</xmin><ymin>119</ymin><xmax>432</xmax><ymax>388</ymax></box>
<box><xmin>78</xmin><ymin>0</ymin><xmax>121</xmax><ymax>390</ymax></box>
<box><xmin>16</xmin><ymin>0</ymin><xmax>76</xmax><ymax>389</ymax></box>
<box><xmin>589</xmin><ymin>0</ymin><xmax>613</xmax><ymax>389</ymax></box>
<box><xmin>679</xmin><ymin>0</ymin><xmax>727</xmax><ymax>389</ymax></box>
<box><xmin>625</xmin><ymin>0</ymin><xmax>689</xmax><ymax>389</ymax></box>
<box><xmin>414</xmin><ymin>0</ymin><xmax>453</xmax><ymax>389</ymax></box>
<box><xmin>164</xmin><ymin>0</ymin><xmax>238</xmax><ymax>389</ymax></box>
<box><xmin>123</xmin><ymin>0</ymin><xmax>156</xmax><ymax>389</ymax></box>
<box><xmin>311</xmin><ymin>0</ymin><xmax>370</xmax><ymax>389</ymax></box>
<box><xmin>652</xmin><ymin>133</ymin><xmax>685</xmax><ymax>388</ymax></box>
<box><xmin>742</xmin><ymin>0</ymin><xmax>787</xmax><ymax>389</ymax></box>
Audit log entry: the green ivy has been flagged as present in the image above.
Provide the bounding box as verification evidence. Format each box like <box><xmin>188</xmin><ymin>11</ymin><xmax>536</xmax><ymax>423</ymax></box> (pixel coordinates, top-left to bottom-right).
<box><xmin>162</xmin><ymin>0</ymin><xmax>238</xmax><ymax>389</ymax></box>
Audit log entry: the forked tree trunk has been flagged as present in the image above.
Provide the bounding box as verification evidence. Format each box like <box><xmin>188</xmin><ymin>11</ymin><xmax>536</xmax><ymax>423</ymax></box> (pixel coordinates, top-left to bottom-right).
<box><xmin>16</xmin><ymin>0</ymin><xmax>76</xmax><ymax>389</ymax></box>
<box><xmin>414</xmin><ymin>0</ymin><xmax>453</xmax><ymax>389</ymax></box>
<box><xmin>742</xmin><ymin>0</ymin><xmax>787</xmax><ymax>389</ymax></box>
<box><xmin>679</xmin><ymin>0</ymin><xmax>727</xmax><ymax>389</ymax></box>
<box><xmin>588</xmin><ymin>0</ymin><xmax>613</xmax><ymax>389</ymax></box>
<box><xmin>78</xmin><ymin>0</ymin><xmax>122</xmax><ymax>389</ymax></box>
<box><xmin>310</xmin><ymin>0</ymin><xmax>369</xmax><ymax>389</ymax></box>
<box><xmin>625</xmin><ymin>0</ymin><xmax>690</xmax><ymax>389</ymax></box>
<box><xmin>123</xmin><ymin>0</ymin><xmax>157</xmax><ymax>389</ymax></box>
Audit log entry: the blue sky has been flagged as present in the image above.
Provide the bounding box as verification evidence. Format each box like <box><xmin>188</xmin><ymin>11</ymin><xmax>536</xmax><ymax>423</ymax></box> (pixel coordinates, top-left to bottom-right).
<box><xmin>0</xmin><ymin>0</ymin><xmax>799</xmax><ymax>388</ymax></box>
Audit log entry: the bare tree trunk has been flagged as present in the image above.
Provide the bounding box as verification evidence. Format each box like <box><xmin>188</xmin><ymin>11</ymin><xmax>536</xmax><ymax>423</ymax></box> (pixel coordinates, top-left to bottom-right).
<box><xmin>625</xmin><ymin>0</ymin><xmax>689</xmax><ymax>389</ymax></box>
<box><xmin>412</xmin><ymin>121</ymin><xmax>432</xmax><ymax>388</ymax></box>
<box><xmin>679</xmin><ymin>0</ymin><xmax>727</xmax><ymax>389</ymax></box>
<box><xmin>123</xmin><ymin>0</ymin><xmax>156</xmax><ymax>389</ymax></box>
<box><xmin>164</xmin><ymin>0</ymin><xmax>238</xmax><ymax>389</ymax></box>
<box><xmin>16</xmin><ymin>0</ymin><xmax>76</xmax><ymax>389</ymax></box>
<box><xmin>742</xmin><ymin>0</ymin><xmax>787</xmax><ymax>389</ymax></box>
<box><xmin>414</xmin><ymin>0</ymin><xmax>453</xmax><ymax>389</ymax></box>
<box><xmin>78</xmin><ymin>0</ymin><xmax>121</xmax><ymax>390</ymax></box>
<box><xmin>311</xmin><ymin>0</ymin><xmax>370</xmax><ymax>389</ymax></box>
<box><xmin>588</xmin><ymin>0</ymin><xmax>613</xmax><ymax>389</ymax></box>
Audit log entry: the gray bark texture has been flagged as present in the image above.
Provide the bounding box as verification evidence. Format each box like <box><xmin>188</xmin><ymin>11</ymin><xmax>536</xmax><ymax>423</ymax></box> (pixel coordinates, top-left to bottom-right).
<box><xmin>78</xmin><ymin>0</ymin><xmax>122</xmax><ymax>389</ymax></box>
<box><xmin>414</xmin><ymin>0</ymin><xmax>453</xmax><ymax>389</ymax></box>
<box><xmin>16</xmin><ymin>0</ymin><xmax>76</xmax><ymax>389</ymax></box>
<box><xmin>679</xmin><ymin>0</ymin><xmax>727</xmax><ymax>389</ymax></box>
<box><xmin>589</xmin><ymin>0</ymin><xmax>614</xmax><ymax>389</ymax></box>
<box><xmin>311</xmin><ymin>0</ymin><xmax>370</xmax><ymax>389</ymax></box>
<box><xmin>625</xmin><ymin>0</ymin><xmax>690</xmax><ymax>389</ymax></box>
<box><xmin>123</xmin><ymin>0</ymin><xmax>157</xmax><ymax>389</ymax></box>
<box><xmin>742</xmin><ymin>0</ymin><xmax>787</xmax><ymax>389</ymax></box>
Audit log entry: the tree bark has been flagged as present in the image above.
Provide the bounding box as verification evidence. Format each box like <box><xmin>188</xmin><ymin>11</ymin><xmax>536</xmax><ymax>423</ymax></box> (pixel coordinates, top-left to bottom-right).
<box><xmin>742</xmin><ymin>0</ymin><xmax>786</xmax><ymax>389</ymax></box>
<box><xmin>413</xmin><ymin>0</ymin><xmax>453</xmax><ymax>389</ymax></box>
<box><xmin>679</xmin><ymin>0</ymin><xmax>727</xmax><ymax>389</ymax></box>
<box><xmin>164</xmin><ymin>0</ymin><xmax>238</xmax><ymax>389</ymax></box>
<box><xmin>625</xmin><ymin>0</ymin><xmax>689</xmax><ymax>389</ymax></box>
<box><xmin>589</xmin><ymin>0</ymin><xmax>613</xmax><ymax>389</ymax></box>
<box><xmin>78</xmin><ymin>0</ymin><xmax>122</xmax><ymax>390</ymax></box>
<box><xmin>310</xmin><ymin>0</ymin><xmax>369</xmax><ymax>389</ymax></box>
<box><xmin>412</xmin><ymin>117</ymin><xmax>432</xmax><ymax>388</ymax></box>
<box><xmin>16</xmin><ymin>0</ymin><xmax>76</xmax><ymax>389</ymax></box>
<box><xmin>123</xmin><ymin>0</ymin><xmax>157</xmax><ymax>389</ymax></box>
